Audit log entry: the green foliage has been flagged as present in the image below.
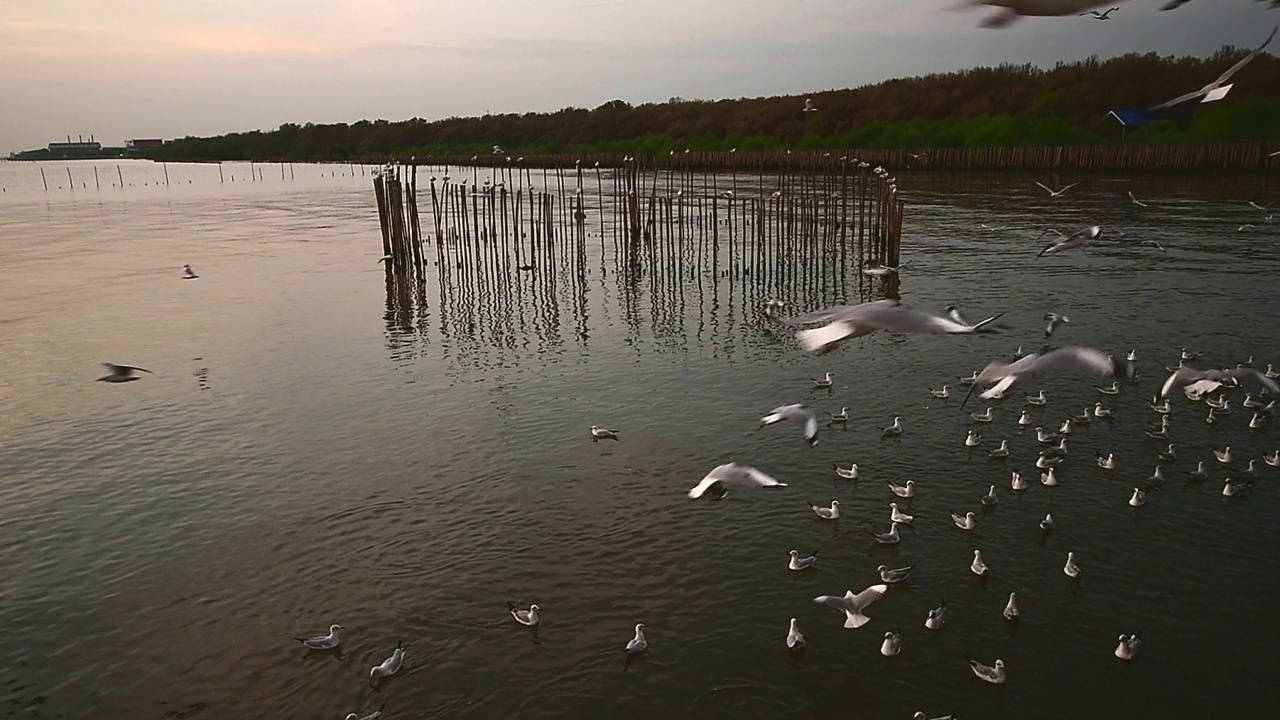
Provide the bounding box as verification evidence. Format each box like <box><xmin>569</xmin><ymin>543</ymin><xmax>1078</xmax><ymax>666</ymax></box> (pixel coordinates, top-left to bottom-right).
<box><xmin>151</xmin><ymin>48</ymin><xmax>1280</xmax><ymax>161</ymax></box>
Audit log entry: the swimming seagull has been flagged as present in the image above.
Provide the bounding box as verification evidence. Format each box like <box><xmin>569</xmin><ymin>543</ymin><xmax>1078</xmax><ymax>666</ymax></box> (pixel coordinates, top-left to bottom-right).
<box><xmin>1265</xmin><ymin>452</ymin><xmax>1280</xmax><ymax>467</ymax></box>
<box><xmin>97</xmin><ymin>362</ymin><xmax>153</xmax><ymax>383</ymax></box>
<box><xmin>834</xmin><ymin>463</ymin><xmax>859</xmax><ymax>480</ymax></box>
<box><xmin>1041</xmin><ymin>468</ymin><xmax>1059</xmax><ymax>486</ymax></box>
<box><xmin>1095</xmin><ymin>452</ymin><xmax>1116</xmax><ymax>470</ymax></box>
<box><xmin>345</xmin><ymin>706</ymin><xmax>386</xmax><ymax>720</ymax></box>
<box><xmin>1129</xmin><ymin>488</ymin><xmax>1146</xmax><ymax>507</ymax></box>
<box><xmin>1189</xmin><ymin>461</ymin><xmax>1209</xmax><ymax>479</ymax></box>
<box><xmin>1027</xmin><ymin>390</ymin><xmax>1048</xmax><ymax>406</ymax></box>
<box><xmin>687</xmin><ymin>463</ymin><xmax>787</xmax><ymax>499</ymax></box>
<box><xmin>1035</xmin><ymin>181</ymin><xmax>1079</xmax><ymax>198</ymax></box>
<box><xmin>788</xmin><ymin>550</ymin><xmax>819</xmax><ymax>571</ymax></box>
<box><xmin>1044</xmin><ymin>313</ymin><xmax>1069</xmax><ymax>337</ymax></box>
<box><xmin>1214</xmin><ymin>446</ymin><xmax>1234</xmax><ymax>464</ymax></box>
<box><xmin>625</xmin><ymin>623</ymin><xmax>647</xmax><ymax>653</ymax></box>
<box><xmin>1017</xmin><ymin>410</ymin><xmax>1032</xmax><ymax>426</ymax></box>
<box><xmin>787</xmin><ymin>618</ymin><xmax>805</xmax><ymax>649</ymax></box>
<box><xmin>1003</xmin><ymin>592</ymin><xmax>1020</xmax><ymax>620</ymax></box>
<box><xmin>930</xmin><ymin>384</ymin><xmax>952</xmax><ymax>399</ymax></box>
<box><xmin>890</xmin><ymin>503</ymin><xmax>914</xmax><ymax>524</ymax></box>
<box><xmin>989</xmin><ymin>440</ymin><xmax>1010</xmax><ymax>458</ymax></box>
<box><xmin>981</xmin><ymin>485</ymin><xmax>999</xmax><ymax>506</ymax></box>
<box><xmin>1082</xmin><ymin>6</ymin><xmax>1119</xmax><ymax>18</ymax></box>
<box><xmin>1012</xmin><ymin>471</ymin><xmax>1029</xmax><ymax>491</ymax></box>
<box><xmin>1097</xmin><ymin>381</ymin><xmax>1120</xmax><ymax>395</ymax></box>
<box><xmin>889</xmin><ymin>480</ymin><xmax>916</xmax><ymax>498</ymax></box>
<box><xmin>811</xmin><ymin>372</ymin><xmax>834</xmax><ymax>388</ymax></box>
<box><xmin>962</xmin><ymin>345</ymin><xmax>1125</xmax><ymax>407</ymax></box>
<box><xmin>1160</xmin><ymin>366</ymin><xmax>1279</xmax><ymax>398</ymax></box>
<box><xmin>878</xmin><ymin>564</ymin><xmax>915</xmax><ymax>584</ymax></box>
<box><xmin>760</xmin><ymin>404</ymin><xmax>820</xmax><ymax>447</ymax></box>
<box><xmin>369</xmin><ymin>641</ymin><xmax>406</xmax><ymax>679</ymax></box>
<box><xmin>810</xmin><ymin>500</ymin><xmax>841</xmax><ymax>520</ymax></box>
<box><xmin>1128</xmin><ymin>190</ymin><xmax>1148</xmax><ymax>206</ymax></box>
<box><xmin>870</xmin><ymin>523</ymin><xmax>902</xmax><ymax>544</ymax></box>
<box><xmin>880</xmin><ymin>629</ymin><xmax>903</xmax><ymax>656</ymax></box>
<box><xmin>1223</xmin><ymin>479</ymin><xmax>1251</xmax><ymax>497</ymax></box>
<box><xmin>1036</xmin><ymin>225</ymin><xmax>1102</xmax><ymax>258</ymax></box>
<box><xmin>881</xmin><ymin>417</ymin><xmax>905</xmax><ymax>437</ymax></box>
<box><xmin>182</xmin><ymin>264</ymin><xmax>199</xmax><ymax>279</ymax></box>
<box><xmin>507</xmin><ymin>602</ymin><xmax>540</xmax><ymax>626</ymax></box>
<box><xmin>1093</xmin><ymin>402</ymin><xmax>1113</xmax><ymax>418</ymax></box>
<box><xmin>971</xmin><ymin>550</ymin><xmax>989</xmax><ymax>576</ymax></box>
<box><xmin>971</xmin><ymin>408</ymin><xmax>994</xmax><ymax>423</ymax></box>
<box><xmin>295</xmin><ymin>624</ymin><xmax>343</xmax><ymax>650</ymax></box>
<box><xmin>813</xmin><ymin>584</ymin><xmax>889</xmax><ymax>628</ymax></box>
<box><xmin>1151</xmin><ymin>25</ymin><xmax>1277</xmax><ymax>110</ymax></box>
<box><xmin>951</xmin><ymin>510</ymin><xmax>977</xmax><ymax>530</ymax></box>
<box><xmin>826</xmin><ymin>407</ymin><xmax>849</xmax><ymax>423</ymax></box>
<box><xmin>964</xmin><ymin>430</ymin><xmax>982</xmax><ymax>448</ymax></box>
<box><xmin>590</xmin><ymin>425</ymin><xmax>619</xmax><ymax>440</ymax></box>
<box><xmin>1040</xmin><ymin>513</ymin><xmax>1054</xmax><ymax>530</ymax></box>
<box><xmin>1115</xmin><ymin>633</ymin><xmax>1142</xmax><ymax>660</ymax></box>
<box><xmin>970</xmin><ymin>658</ymin><xmax>1007</xmax><ymax>684</ymax></box>
<box><xmin>925</xmin><ymin>600</ymin><xmax>947</xmax><ymax>630</ymax></box>
<box><xmin>1063</xmin><ymin>552</ymin><xmax>1081</xmax><ymax>578</ymax></box>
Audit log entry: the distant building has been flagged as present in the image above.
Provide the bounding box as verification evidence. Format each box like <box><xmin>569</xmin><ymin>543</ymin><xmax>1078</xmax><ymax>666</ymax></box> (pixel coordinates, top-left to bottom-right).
<box><xmin>127</xmin><ymin>139</ymin><xmax>164</xmax><ymax>149</ymax></box>
<box><xmin>48</xmin><ymin>140</ymin><xmax>102</xmax><ymax>152</ymax></box>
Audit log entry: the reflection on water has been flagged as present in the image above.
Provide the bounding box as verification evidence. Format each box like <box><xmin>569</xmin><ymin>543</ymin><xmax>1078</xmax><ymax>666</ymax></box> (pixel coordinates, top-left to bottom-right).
<box><xmin>0</xmin><ymin>166</ymin><xmax>1278</xmax><ymax>719</ymax></box>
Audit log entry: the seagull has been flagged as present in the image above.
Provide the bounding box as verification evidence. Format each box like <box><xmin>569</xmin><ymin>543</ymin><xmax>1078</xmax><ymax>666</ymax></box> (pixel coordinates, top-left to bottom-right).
<box><xmin>870</xmin><ymin>522</ymin><xmax>902</xmax><ymax>544</ymax></box>
<box><xmin>963</xmin><ymin>0</ymin><xmax>1125</xmax><ymax>28</ymax></box>
<box><xmin>811</xmin><ymin>372</ymin><xmax>834</xmax><ymax>388</ymax></box>
<box><xmin>1082</xmin><ymin>6</ymin><xmax>1120</xmax><ymax>18</ymax></box>
<box><xmin>810</xmin><ymin>500</ymin><xmax>841</xmax><ymax>520</ymax></box>
<box><xmin>1129</xmin><ymin>488</ymin><xmax>1146</xmax><ymax>507</ymax></box>
<box><xmin>1115</xmin><ymin>633</ymin><xmax>1142</xmax><ymax>660</ymax></box>
<box><xmin>1250</xmin><ymin>412</ymin><xmax>1265</xmax><ymax>429</ymax></box>
<box><xmin>787</xmin><ymin>618</ymin><xmax>805</xmax><ymax>649</ymax></box>
<box><xmin>834</xmin><ymin>463</ymin><xmax>859</xmax><ymax>480</ymax></box>
<box><xmin>369</xmin><ymin>641</ymin><xmax>406</xmax><ymax>679</ymax></box>
<box><xmin>890</xmin><ymin>480</ymin><xmax>916</xmax><ymax>498</ymax></box>
<box><xmin>1071</xmin><ymin>407</ymin><xmax>1094</xmax><ymax>425</ymax></box>
<box><xmin>1214</xmin><ymin>446</ymin><xmax>1234</xmax><ymax>465</ymax></box>
<box><xmin>687</xmin><ymin>463</ymin><xmax>787</xmax><ymax>499</ymax></box>
<box><xmin>1128</xmin><ymin>190</ymin><xmax>1148</xmax><ymax>207</ymax></box>
<box><xmin>1093</xmin><ymin>402</ymin><xmax>1113</xmax><ymax>418</ymax></box>
<box><xmin>1223</xmin><ymin>479</ymin><xmax>1251</xmax><ymax>497</ymax></box>
<box><xmin>813</xmin><ymin>584</ymin><xmax>889</xmax><ymax>628</ymax></box>
<box><xmin>1035</xmin><ymin>181</ymin><xmax>1079</xmax><ymax>198</ymax></box>
<box><xmin>971</xmin><ymin>408</ymin><xmax>995</xmax><ymax>423</ymax></box>
<box><xmin>97</xmin><ymin>362</ymin><xmax>153</xmax><ymax>383</ymax></box>
<box><xmin>945</xmin><ymin>305</ymin><xmax>1007</xmax><ymax>332</ymax></box>
<box><xmin>182</xmin><ymin>264</ymin><xmax>199</xmax><ymax>279</ymax></box>
<box><xmin>951</xmin><ymin>510</ymin><xmax>977</xmax><ymax>531</ymax></box>
<box><xmin>1044</xmin><ymin>313</ymin><xmax>1070</xmax><ymax>338</ymax></box>
<box><xmin>1096</xmin><ymin>452</ymin><xmax>1116</xmax><ymax>470</ymax></box>
<box><xmin>1003</xmin><ymin>592</ymin><xmax>1020</xmax><ymax>620</ymax></box>
<box><xmin>962</xmin><ymin>346</ymin><xmax>1126</xmax><ymax>407</ymax></box>
<box><xmin>1040</xmin><ymin>513</ymin><xmax>1055</xmax><ymax>530</ymax></box>
<box><xmin>914</xmin><ymin>713</ymin><xmax>957</xmax><ymax>720</ymax></box>
<box><xmin>295</xmin><ymin>624</ymin><xmax>343</xmax><ymax>650</ymax></box>
<box><xmin>1017</xmin><ymin>410</ymin><xmax>1032</xmax><ymax>426</ymax></box>
<box><xmin>760</xmin><ymin>404</ymin><xmax>820</xmax><ymax>447</ymax></box>
<box><xmin>925</xmin><ymin>600</ymin><xmax>947</xmax><ymax>630</ymax></box>
<box><xmin>1035</xmin><ymin>427</ymin><xmax>1058</xmax><ymax>443</ymax></box>
<box><xmin>1097</xmin><ymin>381</ymin><xmax>1120</xmax><ymax>395</ymax></box>
<box><xmin>625</xmin><ymin>623</ymin><xmax>647</xmax><ymax>653</ymax></box>
<box><xmin>971</xmin><ymin>549</ymin><xmax>989</xmax><ymax>576</ymax></box>
<box><xmin>507</xmin><ymin>602</ymin><xmax>540</xmax><ymax>626</ymax></box>
<box><xmin>590</xmin><ymin>425</ymin><xmax>619</xmax><ymax>440</ymax></box>
<box><xmin>971</xmin><ymin>658</ymin><xmax>1007</xmax><ymax>684</ymax></box>
<box><xmin>965</xmin><ymin>430</ymin><xmax>983</xmax><ymax>447</ymax></box>
<box><xmin>1041</xmin><ymin>468</ymin><xmax>1059</xmax><ymax>486</ymax></box>
<box><xmin>862</xmin><ymin>258</ymin><xmax>913</xmax><ymax>276</ymax></box>
<box><xmin>1189</xmin><ymin>461</ymin><xmax>1209</xmax><ymax>479</ymax></box>
<box><xmin>880</xmin><ymin>629</ymin><xmax>903</xmax><ymax>657</ymax></box>
<box><xmin>1012</xmin><ymin>471</ymin><xmax>1029</xmax><ymax>491</ymax></box>
<box><xmin>1150</xmin><ymin>397</ymin><xmax>1171</xmax><ymax>413</ymax></box>
<box><xmin>1265</xmin><ymin>452</ymin><xmax>1280</xmax><ymax>467</ymax></box>
<box><xmin>1037</xmin><ymin>453</ymin><xmax>1061</xmax><ymax>470</ymax></box>
<box><xmin>1036</xmin><ymin>225</ymin><xmax>1102</xmax><ymax>258</ymax></box>
<box><xmin>1151</xmin><ymin>25</ymin><xmax>1277</xmax><ymax>110</ymax></box>
<box><xmin>1161</xmin><ymin>366</ymin><xmax>1279</xmax><ymax>398</ymax></box>
<box><xmin>792</xmin><ymin>300</ymin><xmax>1003</xmax><ymax>353</ymax></box>
<box><xmin>1027</xmin><ymin>390</ymin><xmax>1048</xmax><ymax>406</ymax></box>
<box><xmin>1143</xmin><ymin>239</ymin><xmax>1167</xmax><ymax>253</ymax></box>
<box><xmin>1063</xmin><ymin>552</ymin><xmax>1081</xmax><ymax>578</ymax></box>
<box><xmin>827</xmin><ymin>407</ymin><xmax>850</xmax><ymax>423</ymax></box>
<box><xmin>989</xmin><ymin>440</ymin><xmax>1010</xmax><ymax>458</ymax></box>
<box><xmin>981</xmin><ymin>485</ymin><xmax>999</xmax><ymax>506</ymax></box>
<box><xmin>803</xmin><ymin>97</ymin><xmax>818</xmax><ymax>112</ymax></box>
<box><xmin>881</xmin><ymin>416</ymin><xmax>905</xmax><ymax>437</ymax></box>
<box><xmin>930</xmin><ymin>385</ymin><xmax>952</xmax><ymax>399</ymax></box>
<box><xmin>788</xmin><ymin>549</ymin><xmax>819</xmax><ymax>571</ymax></box>
<box><xmin>1238</xmin><ymin>459</ymin><xmax>1259</xmax><ymax>478</ymax></box>
<box><xmin>879</xmin><ymin>564</ymin><xmax>916</xmax><ymax>584</ymax></box>
<box><xmin>890</xmin><ymin>502</ymin><xmax>915</xmax><ymax>524</ymax></box>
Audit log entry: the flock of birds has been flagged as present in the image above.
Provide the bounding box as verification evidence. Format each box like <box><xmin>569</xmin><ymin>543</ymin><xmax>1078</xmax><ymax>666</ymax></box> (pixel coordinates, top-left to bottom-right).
<box><xmin>961</xmin><ymin>0</ymin><xmax>1279</xmax><ymax>28</ymax></box>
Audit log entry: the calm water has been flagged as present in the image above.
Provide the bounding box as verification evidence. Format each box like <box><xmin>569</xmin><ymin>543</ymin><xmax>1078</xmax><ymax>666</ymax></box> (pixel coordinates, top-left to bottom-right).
<box><xmin>1</xmin><ymin>159</ymin><xmax>1279</xmax><ymax>719</ymax></box>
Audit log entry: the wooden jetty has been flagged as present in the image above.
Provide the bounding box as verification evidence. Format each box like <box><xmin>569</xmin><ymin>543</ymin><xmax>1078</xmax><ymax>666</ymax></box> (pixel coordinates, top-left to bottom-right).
<box><xmin>371</xmin><ymin>153</ymin><xmax>905</xmax><ymax>305</ymax></box>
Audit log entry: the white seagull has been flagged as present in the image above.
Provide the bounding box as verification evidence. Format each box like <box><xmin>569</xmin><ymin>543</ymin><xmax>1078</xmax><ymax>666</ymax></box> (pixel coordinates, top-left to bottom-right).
<box><xmin>879</xmin><ymin>564</ymin><xmax>916</xmax><ymax>584</ymax></box>
<box><xmin>870</xmin><ymin>522</ymin><xmax>902</xmax><ymax>544</ymax></box>
<box><xmin>507</xmin><ymin>602</ymin><xmax>540</xmax><ymax>626</ymax></box>
<box><xmin>981</xmin><ymin>484</ymin><xmax>999</xmax><ymax>506</ymax></box>
<box><xmin>1128</xmin><ymin>190</ymin><xmax>1147</xmax><ymax>206</ymax></box>
<box><xmin>792</xmin><ymin>299</ymin><xmax>1004</xmax><ymax>353</ymax></box>
<box><xmin>1041</xmin><ymin>468</ymin><xmax>1059</xmax><ymax>486</ymax></box>
<box><xmin>345</xmin><ymin>707</ymin><xmax>385</xmax><ymax>720</ymax></box>
<box><xmin>890</xmin><ymin>480</ymin><xmax>916</xmax><ymax>498</ymax></box>
<box><xmin>1151</xmin><ymin>25</ymin><xmax>1278</xmax><ymax>110</ymax></box>
<box><xmin>890</xmin><ymin>502</ymin><xmax>915</xmax><ymax>524</ymax></box>
<box><xmin>295</xmin><ymin>624</ymin><xmax>343</xmax><ymax>650</ymax></box>
<box><xmin>1115</xmin><ymin>633</ymin><xmax>1142</xmax><ymax>660</ymax></box>
<box><xmin>687</xmin><ymin>463</ymin><xmax>787</xmax><ymax>499</ymax></box>
<box><xmin>1214</xmin><ymin>446</ymin><xmax>1234</xmax><ymax>465</ymax></box>
<box><xmin>989</xmin><ymin>440</ymin><xmax>1010</xmax><ymax>458</ymax></box>
<box><xmin>369</xmin><ymin>641</ymin><xmax>406</xmax><ymax>679</ymax></box>
<box><xmin>182</xmin><ymin>264</ymin><xmax>199</xmax><ymax>279</ymax></box>
<box><xmin>810</xmin><ymin>500</ymin><xmax>841</xmax><ymax>520</ymax></box>
<box><xmin>971</xmin><ymin>550</ymin><xmax>989</xmax><ymax>576</ymax></box>
<box><xmin>811</xmin><ymin>372</ymin><xmax>834</xmax><ymax>388</ymax></box>
<box><xmin>881</xmin><ymin>416</ymin><xmax>905</xmax><ymax>437</ymax></box>
<box><xmin>1044</xmin><ymin>312</ymin><xmax>1070</xmax><ymax>337</ymax></box>
<box><xmin>1017</xmin><ymin>410</ymin><xmax>1032</xmax><ymax>426</ymax></box>
<box><xmin>625</xmin><ymin>623</ymin><xmax>647</xmax><ymax>653</ymax></box>
<box><xmin>1093</xmin><ymin>402</ymin><xmax>1113</xmax><ymax>418</ymax></box>
<box><xmin>803</xmin><ymin>97</ymin><xmax>818</xmax><ymax>112</ymax></box>
<box><xmin>1036</xmin><ymin>225</ymin><xmax>1102</xmax><ymax>258</ymax></box>
<box><xmin>1129</xmin><ymin>488</ymin><xmax>1146</xmax><ymax>507</ymax></box>
<box><xmin>813</xmin><ymin>584</ymin><xmax>889</xmax><ymax>628</ymax></box>
<box><xmin>1096</xmin><ymin>452</ymin><xmax>1116</xmax><ymax>470</ymax></box>
<box><xmin>834</xmin><ymin>463</ymin><xmax>860</xmax><ymax>480</ymax></box>
<box><xmin>951</xmin><ymin>510</ymin><xmax>977</xmax><ymax>531</ymax></box>
<box><xmin>965</xmin><ymin>430</ymin><xmax>983</xmax><ymax>447</ymax></box>
<box><xmin>1003</xmin><ymin>592</ymin><xmax>1020</xmax><ymax>620</ymax></box>
<box><xmin>880</xmin><ymin>630</ymin><xmax>903</xmax><ymax>657</ymax></box>
<box><xmin>1035</xmin><ymin>180</ymin><xmax>1079</xmax><ymax>198</ymax></box>
<box><xmin>788</xmin><ymin>549</ymin><xmax>819</xmax><ymax>571</ymax></box>
<box><xmin>970</xmin><ymin>658</ymin><xmax>1007</xmax><ymax>683</ymax></box>
<box><xmin>1063</xmin><ymin>552</ymin><xmax>1081</xmax><ymax>578</ymax></box>
<box><xmin>961</xmin><ymin>0</ymin><xmax>1126</xmax><ymax>28</ymax></box>
<box><xmin>1040</xmin><ymin>513</ymin><xmax>1055</xmax><ymax>530</ymax></box>
<box><xmin>1012</xmin><ymin>471</ymin><xmax>1029</xmax><ymax>491</ymax></box>
<box><xmin>1160</xmin><ymin>366</ymin><xmax>1279</xmax><ymax>398</ymax></box>
<box><xmin>930</xmin><ymin>384</ymin><xmax>953</xmax><ymax>399</ymax></box>
<box><xmin>926</xmin><ymin>600</ymin><xmax>947</xmax><ymax>630</ymax></box>
<box><xmin>962</xmin><ymin>345</ymin><xmax>1125</xmax><ymax>407</ymax></box>
<box><xmin>787</xmin><ymin>618</ymin><xmax>805</xmax><ymax>649</ymax></box>
<box><xmin>590</xmin><ymin>425</ymin><xmax>619</xmax><ymax>440</ymax></box>
<box><xmin>760</xmin><ymin>404</ymin><xmax>820</xmax><ymax>447</ymax></box>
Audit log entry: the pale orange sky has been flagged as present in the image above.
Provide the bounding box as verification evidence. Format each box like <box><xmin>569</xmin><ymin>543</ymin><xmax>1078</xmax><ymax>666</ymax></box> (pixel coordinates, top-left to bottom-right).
<box><xmin>0</xmin><ymin>0</ymin><xmax>1269</xmax><ymax>152</ymax></box>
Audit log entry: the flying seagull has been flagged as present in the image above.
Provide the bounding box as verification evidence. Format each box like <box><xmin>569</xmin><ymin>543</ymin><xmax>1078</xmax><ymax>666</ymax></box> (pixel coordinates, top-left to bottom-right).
<box><xmin>1128</xmin><ymin>191</ymin><xmax>1148</xmax><ymax>207</ymax></box>
<box><xmin>1044</xmin><ymin>312</ymin><xmax>1069</xmax><ymax>338</ymax></box>
<box><xmin>1160</xmin><ymin>366</ymin><xmax>1279</xmax><ymax>398</ymax></box>
<box><xmin>1035</xmin><ymin>181</ymin><xmax>1079</xmax><ymax>198</ymax></box>
<box><xmin>862</xmin><ymin>258</ymin><xmax>912</xmax><ymax>276</ymax></box>
<box><xmin>1150</xmin><ymin>25</ymin><xmax>1277</xmax><ymax>110</ymax></box>
<box><xmin>960</xmin><ymin>0</ymin><xmax>1128</xmax><ymax>28</ymax></box>
<box><xmin>97</xmin><ymin>362</ymin><xmax>153</xmax><ymax>383</ymax></box>
<box><xmin>803</xmin><ymin>98</ymin><xmax>818</xmax><ymax>113</ymax></box>
<box><xmin>1082</xmin><ymin>6</ymin><xmax>1119</xmax><ymax>18</ymax></box>
<box><xmin>760</xmin><ymin>404</ymin><xmax>820</xmax><ymax>446</ymax></box>
<box><xmin>961</xmin><ymin>346</ymin><xmax>1127</xmax><ymax>408</ymax></box>
<box><xmin>794</xmin><ymin>301</ymin><xmax>1005</xmax><ymax>353</ymax></box>
<box><xmin>687</xmin><ymin>463</ymin><xmax>787</xmax><ymax>499</ymax></box>
<box><xmin>813</xmin><ymin>584</ymin><xmax>889</xmax><ymax>628</ymax></box>
<box><xmin>1036</xmin><ymin>225</ymin><xmax>1102</xmax><ymax>258</ymax></box>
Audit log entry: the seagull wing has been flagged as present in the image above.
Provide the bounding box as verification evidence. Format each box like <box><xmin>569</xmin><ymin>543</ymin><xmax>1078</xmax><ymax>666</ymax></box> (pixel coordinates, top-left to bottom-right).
<box><xmin>1061</xmin><ymin>182</ymin><xmax>1080</xmax><ymax>192</ymax></box>
<box><xmin>852</xmin><ymin>304</ymin><xmax>975</xmax><ymax>334</ymax></box>
<box><xmin>1034</xmin><ymin>181</ymin><xmax>1053</xmax><ymax>195</ymax></box>
<box><xmin>946</xmin><ymin>306</ymin><xmax>970</xmax><ymax>326</ymax></box>
<box><xmin>848</xmin><ymin>583</ymin><xmax>889</xmax><ymax>611</ymax></box>
<box><xmin>1217</xmin><ymin>25</ymin><xmax>1277</xmax><ymax>84</ymax></box>
<box><xmin>1021</xmin><ymin>346</ymin><xmax>1116</xmax><ymax>377</ymax></box>
<box><xmin>1151</xmin><ymin>88</ymin><xmax>1207</xmax><ymax>111</ymax></box>
<box><xmin>969</xmin><ymin>311</ymin><xmax>1006</xmax><ymax>331</ymax></box>
<box><xmin>1223</xmin><ymin>367</ymin><xmax>1280</xmax><ymax>394</ymax></box>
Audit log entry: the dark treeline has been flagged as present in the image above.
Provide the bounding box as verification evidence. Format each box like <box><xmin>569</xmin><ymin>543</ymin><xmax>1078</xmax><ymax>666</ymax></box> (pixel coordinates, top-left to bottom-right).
<box><xmin>152</xmin><ymin>47</ymin><xmax>1280</xmax><ymax>162</ymax></box>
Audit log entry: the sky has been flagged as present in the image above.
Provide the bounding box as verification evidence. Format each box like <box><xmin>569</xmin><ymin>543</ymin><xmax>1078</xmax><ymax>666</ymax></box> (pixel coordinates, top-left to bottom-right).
<box><xmin>0</xmin><ymin>0</ymin><xmax>1274</xmax><ymax>153</ymax></box>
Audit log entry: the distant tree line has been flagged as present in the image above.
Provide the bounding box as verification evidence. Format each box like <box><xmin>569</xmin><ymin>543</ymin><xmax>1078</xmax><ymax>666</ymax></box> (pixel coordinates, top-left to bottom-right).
<box><xmin>151</xmin><ymin>47</ymin><xmax>1280</xmax><ymax>162</ymax></box>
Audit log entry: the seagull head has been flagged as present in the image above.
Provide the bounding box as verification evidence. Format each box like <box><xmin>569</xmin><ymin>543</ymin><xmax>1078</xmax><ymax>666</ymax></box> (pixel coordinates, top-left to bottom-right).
<box><xmin>330</xmin><ymin>624</ymin><xmax>344</xmax><ymax>633</ymax></box>
<box><xmin>529</xmin><ymin>604</ymin><xmax>539</xmax><ymax>612</ymax></box>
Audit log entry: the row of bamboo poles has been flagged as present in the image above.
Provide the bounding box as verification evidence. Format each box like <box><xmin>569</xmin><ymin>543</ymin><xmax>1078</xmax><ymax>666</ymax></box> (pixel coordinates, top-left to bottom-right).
<box><xmin>359</xmin><ymin>142</ymin><xmax>1276</xmax><ymax>172</ymax></box>
<box><xmin>372</xmin><ymin>154</ymin><xmax>905</xmax><ymax>296</ymax></box>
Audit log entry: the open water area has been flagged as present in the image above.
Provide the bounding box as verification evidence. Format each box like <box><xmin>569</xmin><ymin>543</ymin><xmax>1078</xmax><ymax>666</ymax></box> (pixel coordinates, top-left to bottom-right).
<box><xmin>1</xmin><ymin>158</ymin><xmax>1278</xmax><ymax>719</ymax></box>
